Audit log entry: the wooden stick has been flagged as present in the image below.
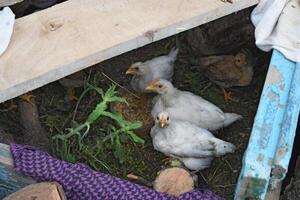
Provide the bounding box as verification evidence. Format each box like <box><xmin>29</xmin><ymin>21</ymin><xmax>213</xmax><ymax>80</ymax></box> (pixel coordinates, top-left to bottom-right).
<box><xmin>101</xmin><ymin>72</ymin><xmax>140</xmax><ymax>99</ymax></box>
<box><xmin>127</xmin><ymin>174</ymin><xmax>152</xmax><ymax>187</ymax></box>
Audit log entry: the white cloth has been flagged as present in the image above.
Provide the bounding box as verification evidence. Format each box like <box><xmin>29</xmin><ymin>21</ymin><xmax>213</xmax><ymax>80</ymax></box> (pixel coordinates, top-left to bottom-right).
<box><xmin>0</xmin><ymin>7</ymin><xmax>15</xmax><ymax>56</ymax></box>
<box><xmin>251</xmin><ymin>0</ymin><xmax>300</xmax><ymax>63</ymax></box>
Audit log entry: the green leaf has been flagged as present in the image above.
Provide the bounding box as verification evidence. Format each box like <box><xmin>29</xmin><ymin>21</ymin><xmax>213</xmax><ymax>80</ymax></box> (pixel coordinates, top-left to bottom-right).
<box><xmin>127</xmin><ymin>131</ymin><xmax>145</xmax><ymax>144</ymax></box>
<box><xmin>85</xmin><ymin>85</ymin><xmax>125</xmax><ymax>124</ymax></box>
<box><xmin>107</xmin><ymin>96</ymin><xmax>128</xmax><ymax>104</ymax></box>
<box><xmin>103</xmin><ymin>85</ymin><xmax>117</xmax><ymax>99</ymax></box>
<box><xmin>102</xmin><ymin>132</ymin><xmax>115</xmax><ymax>143</ymax></box>
<box><xmin>86</xmin><ymin>102</ymin><xmax>107</xmax><ymax>124</ymax></box>
<box><xmin>113</xmin><ymin>137</ymin><xmax>126</xmax><ymax>163</ymax></box>
<box><xmin>86</xmin><ymin>83</ymin><xmax>104</xmax><ymax>97</ymax></box>
<box><xmin>66</xmin><ymin>154</ymin><xmax>77</xmax><ymax>163</ymax></box>
<box><xmin>102</xmin><ymin>111</ymin><xmax>127</xmax><ymax>125</ymax></box>
<box><xmin>126</xmin><ymin>121</ymin><xmax>142</xmax><ymax>130</ymax></box>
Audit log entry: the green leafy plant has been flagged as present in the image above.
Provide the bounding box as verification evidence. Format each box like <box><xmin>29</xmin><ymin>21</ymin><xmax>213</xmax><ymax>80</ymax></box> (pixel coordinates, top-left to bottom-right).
<box><xmin>52</xmin><ymin>83</ymin><xmax>144</xmax><ymax>168</ymax></box>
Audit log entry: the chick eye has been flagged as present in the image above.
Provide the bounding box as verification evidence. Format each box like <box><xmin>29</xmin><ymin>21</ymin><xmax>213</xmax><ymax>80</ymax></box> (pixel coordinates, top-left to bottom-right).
<box><xmin>157</xmin><ymin>116</ymin><xmax>159</xmax><ymax>120</ymax></box>
<box><xmin>167</xmin><ymin>116</ymin><xmax>169</xmax><ymax>120</ymax></box>
<box><xmin>134</xmin><ymin>67</ymin><xmax>139</xmax><ymax>71</ymax></box>
<box><xmin>158</xmin><ymin>84</ymin><xmax>163</xmax><ymax>88</ymax></box>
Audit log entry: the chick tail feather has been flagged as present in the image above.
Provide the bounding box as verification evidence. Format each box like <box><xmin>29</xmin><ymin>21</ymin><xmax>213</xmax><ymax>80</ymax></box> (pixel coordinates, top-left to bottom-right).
<box><xmin>224</xmin><ymin>113</ymin><xmax>242</xmax><ymax>127</ymax></box>
<box><xmin>181</xmin><ymin>157</ymin><xmax>212</xmax><ymax>171</ymax></box>
<box><xmin>168</xmin><ymin>47</ymin><xmax>179</xmax><ymax>61</ymax></box>
<box><xmin>210</xmin><ymin>138</ymin><xmax>236</xmax><ymax>156</ymax></box>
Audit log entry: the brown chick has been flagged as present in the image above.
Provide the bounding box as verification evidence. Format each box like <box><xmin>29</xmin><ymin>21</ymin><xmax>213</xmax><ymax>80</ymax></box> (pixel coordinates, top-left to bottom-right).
<box><xmin>197</xmin><ymin>51</ymin><xmax>254</xmax><ymax>102</ymax></box>
<box><xmin>58</xmin><ymin>71</ymin><xmax>86</xmax><ymax>101</ymax></box>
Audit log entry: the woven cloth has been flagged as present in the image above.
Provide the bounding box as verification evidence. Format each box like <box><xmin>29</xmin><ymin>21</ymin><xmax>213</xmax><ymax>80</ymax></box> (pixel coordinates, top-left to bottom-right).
<box><xmin>10</xmin><ymin>144</ymin><xmax>224</xmax><ymax>200</ymax></box>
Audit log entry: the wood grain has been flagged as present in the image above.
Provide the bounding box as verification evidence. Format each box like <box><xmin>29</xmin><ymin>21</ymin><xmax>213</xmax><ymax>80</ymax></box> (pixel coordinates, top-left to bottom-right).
<box><xmin>265</xmin><ymin>182</ymin><xmax>281</xmax><ymax>200</ymax></box>
<box><xmin>4</xmin><ymin>182</ymin><xmax>66</xmax><ymax>200</ymax></box>
<box><xmin>0</xmin><ymin>0</ymin><xmax>24</xmax><ymax>7</ymax></box>
<box><xmin>153</xmin><ymin>167</ymin><xmax>194</xmax><ymax>197</ymax></box>
<box><xmin>0</xmin><ymin>0</ymin><xmax>258</xmax><ymax>103</ymax></box>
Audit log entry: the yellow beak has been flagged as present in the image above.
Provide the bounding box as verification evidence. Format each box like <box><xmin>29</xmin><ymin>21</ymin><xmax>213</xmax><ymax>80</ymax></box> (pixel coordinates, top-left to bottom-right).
<box><xmin>125</xmin><ymin>67</ymin><xmax>137</xmax><ymax>75</ymax></box>
<box><xmin>145</xmin><ymin>84</ymin><xmax>156</xmax><ymax>92</ymax></box>
<box><xmin>159</xmin><ymin>119</ymin><xmax>167</xmax><ymax>128</ymax></box>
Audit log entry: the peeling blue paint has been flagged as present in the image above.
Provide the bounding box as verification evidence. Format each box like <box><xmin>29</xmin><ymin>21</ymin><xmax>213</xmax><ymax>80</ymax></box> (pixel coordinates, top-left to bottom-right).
<box><xmin>0</xmin><ymin>164</ymin><xmax>35</xmax><ymax>199</ymax></box>
<box><xmin>270</xmin><ymin>61</ymin><xmax>300</xmax><ymax>186</ymax></box>
<box><xmin>235</xmin><ymin>50</ymin><xmax>299</xmax><ymax>200</ymax></box>
<box><xmin>0</xmin><ymin>145</ymin><xmax>35</xmax><ymax>198</ymax></box>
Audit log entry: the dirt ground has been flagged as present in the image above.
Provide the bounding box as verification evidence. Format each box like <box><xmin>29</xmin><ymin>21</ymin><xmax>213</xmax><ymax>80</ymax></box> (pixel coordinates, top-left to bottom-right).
<box><xmin>280</xmin><ymin>119</ymin><xmax>300</xmax><ymax>199</ymax></box>
<box><xmin>0</xmin><ymin>5</ymin><xmax>273</xmax><ymax>199</ymax></box>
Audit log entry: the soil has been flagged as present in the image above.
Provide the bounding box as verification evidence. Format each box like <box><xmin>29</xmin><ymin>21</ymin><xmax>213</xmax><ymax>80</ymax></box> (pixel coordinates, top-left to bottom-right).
<box><xmin>0</xmin><ymin>5</ymin><xmax>272</xmax><ymax>200</ymax></box>
<box><xmin>280</xmin><ymin>117</ymin><xmax>300</xmax><ymax>200</ymax></box>
<box><xmin>18</xmin><ymin>98</ymin><xmax>50</xmax><ymax>151</ymax></box>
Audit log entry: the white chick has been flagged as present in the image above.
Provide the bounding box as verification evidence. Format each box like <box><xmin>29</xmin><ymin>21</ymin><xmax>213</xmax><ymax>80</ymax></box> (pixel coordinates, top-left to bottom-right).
<box><xmin>151</xmin><ymin>111</ymin><xmax>235</xmax><ymax>171</ymax></box>
<box><xmin>126</xmin><ymin>48</ymin><xmax>179</xmax><ymax>92</ymax></box>
<box><xmin>151</xmin><ymin>96</ymin><xmax>165</xmax><ymax>120</ymax></box>
<box><xmin>146</xmin><ymin>79</ymin><xmax>242</xmax><ymax>131</ymax></box>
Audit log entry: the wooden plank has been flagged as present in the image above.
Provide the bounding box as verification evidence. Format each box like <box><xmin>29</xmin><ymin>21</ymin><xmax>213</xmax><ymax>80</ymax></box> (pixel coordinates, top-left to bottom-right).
<box><xmin>272</xmin><ymin>62</ymin><xmax>300</xmax><ymax>180</ymax></box>
<box><xmin>266</xmin><ymin>62</ymin><xmax>300</xmax><ymax>200</ymax></box>
<box><xmin>4</xmin><ymin>182</ymin><xmax>66</xmax><ymax>200</ymax></box>
<box><xmin>265</xmin><ymin>182</ymin><xmax>281</xmax><ymax>200</ymax></box>
<box><xmin>0</xmin><ymin>0</ymin><xmax>258</xmax><ymax>103</ymax></box>
<box><xmin>0</xmin><ymin>143</ymin><xmax>35</xmax><ymax>199</ymax></box>
<box><xmin>0</xmin><ymin>0</ymin><xmax>24</xmax><ymax>7</ymax></box>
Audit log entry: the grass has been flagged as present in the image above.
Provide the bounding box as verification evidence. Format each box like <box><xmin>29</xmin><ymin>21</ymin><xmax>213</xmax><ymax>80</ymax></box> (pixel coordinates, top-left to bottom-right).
<box><xmin>52</xmin><ymin>83</ymin><xmax>144</xmax><ymax>171</ymax></box>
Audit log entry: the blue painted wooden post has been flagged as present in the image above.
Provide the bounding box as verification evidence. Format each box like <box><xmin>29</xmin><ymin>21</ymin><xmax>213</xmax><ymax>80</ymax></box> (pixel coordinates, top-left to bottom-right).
<box><xmin>270</xmin><ymin>62</ymin><xmax>300</xmax><ymax>188</ymax></box>
<box><xmin>235</xmin><ymin>50</ymin><xmax>299</xmax><ymax>199</ymax></box>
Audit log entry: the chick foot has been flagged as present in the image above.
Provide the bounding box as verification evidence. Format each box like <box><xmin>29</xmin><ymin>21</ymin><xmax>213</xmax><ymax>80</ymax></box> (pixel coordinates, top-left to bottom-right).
<box><xmin>66</xmin><ymin>88</ymin><xmax>78</xmax><ymax>101</ymax></box>
<box><xmin>222</xmin><ymin>88</ymin><xmax>238</xmax><ymax>103</ymax></box>
<box><xmin>19</xmin><ymin>94</ymin><xmax>35</xmax><ymax>105</ymax></box>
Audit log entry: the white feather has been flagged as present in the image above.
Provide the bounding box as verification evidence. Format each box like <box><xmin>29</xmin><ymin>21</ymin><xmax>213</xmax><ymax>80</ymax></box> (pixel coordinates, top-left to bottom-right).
<box><xmin>130</xmin><ymin>48</ymin><xmax>178</xmax><ymax>91</ymax></box>
<box><xmin>152</xmin><ymin>80</ymin><xmax>242</xmax><ymax>130</ymax></box>
<box><xmin>151</xmin><ymin>117</ymin><xmax>235</xmax><ymax>171</ymax></box>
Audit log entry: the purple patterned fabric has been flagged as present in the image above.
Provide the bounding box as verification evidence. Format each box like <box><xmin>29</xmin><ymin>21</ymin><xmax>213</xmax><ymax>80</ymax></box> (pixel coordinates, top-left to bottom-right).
<box><xmin>10</xmin><ymin>144</ymin><xmax>224</xmax><ymax>200</ymax></box>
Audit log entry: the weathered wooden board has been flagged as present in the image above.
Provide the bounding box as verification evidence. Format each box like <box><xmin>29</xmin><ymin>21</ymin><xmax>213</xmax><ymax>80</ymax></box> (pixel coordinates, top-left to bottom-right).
<box><xmin>4</xmin><ymin>182</ymin><xmax>66</xmax><ymax>200</ymax></box>
<box><xmin>265</xmin><ymin>182</ymin><xmax>281</xmax><ymax>200</ymax></box>
<box><xmin>0</xmin><ymin>0</ymin><xmax>258</xmax><ymax>103</ymax></box>
<box><xmin>0</xmin><ymin>0</ymin><xmax>24</xmax><ymax>7</ymax></box>
<box><xmin>0</xmin><ymin>143</ymin><xmax>35</xmax><ymax>199</ymax></box>
<box><xmin>272</xmin><ymin>62</ymin><xmax>300</xmax><ymax>182</ymax></box>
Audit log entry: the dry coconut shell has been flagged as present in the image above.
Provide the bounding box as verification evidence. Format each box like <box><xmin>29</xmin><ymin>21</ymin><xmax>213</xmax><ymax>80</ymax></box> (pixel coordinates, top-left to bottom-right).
<box><xmin>153</xmin><ymin>167</ymin><xmax>194</xmax><ymax>197</ymax></box>
<box><xmin>110</xmin><ymin>89</ymin><xmax>154</xmax><ymax>136</ymax></box>
<box><xmin>4</xmin><ymin>182</ymin><xmax>66</xmax><ymax>200</ymax></box>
